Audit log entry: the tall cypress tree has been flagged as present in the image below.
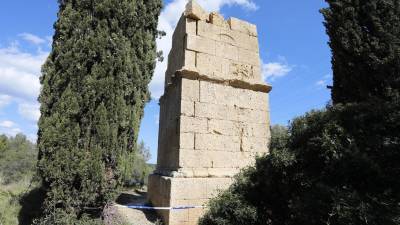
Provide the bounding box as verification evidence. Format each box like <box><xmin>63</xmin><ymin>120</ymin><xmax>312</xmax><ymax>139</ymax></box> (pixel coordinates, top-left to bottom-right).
<box><xmin>321</xmin><ymin>0</ymin><xmax>400</xmax><ymax>104</ymax></box>
<box><xmin>37</xmin><ymin>0</ymin><xmax>161</xmax><ymax>222</ymax></box>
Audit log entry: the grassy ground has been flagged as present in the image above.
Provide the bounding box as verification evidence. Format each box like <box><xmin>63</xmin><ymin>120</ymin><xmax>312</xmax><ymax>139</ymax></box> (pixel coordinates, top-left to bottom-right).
<box><xmin>0</xmin><ymin>177</ymin><xmax>32</xmax><ymax>225</ymax></box>
<box><xmin>0</xmin><ymin>180</ymin><xmax>155</xmax><ymax>225</ymax></box>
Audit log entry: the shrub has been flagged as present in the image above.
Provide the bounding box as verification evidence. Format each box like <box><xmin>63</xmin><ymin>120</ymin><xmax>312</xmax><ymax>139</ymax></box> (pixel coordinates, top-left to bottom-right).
<box><xmin>200</xmin><ymin>102</ymin><xmax>400</xmax><ymax>225</ymax></box>
<box><xmin>119</xmin><ymin>141</ymin><xmax>153</xmax><ymax>187</ymax></box>
<box><xmin>0</xmin><ymin>134</ymin><xmax>37</xmax><ymax>185</ymax></box>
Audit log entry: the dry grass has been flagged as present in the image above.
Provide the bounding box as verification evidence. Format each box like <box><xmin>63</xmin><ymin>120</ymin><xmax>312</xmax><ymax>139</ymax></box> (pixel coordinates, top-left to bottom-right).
<box><xmin>0</xmin><ymin>177</ymin><xmax>32</xmax><ymax>225</ymax></box>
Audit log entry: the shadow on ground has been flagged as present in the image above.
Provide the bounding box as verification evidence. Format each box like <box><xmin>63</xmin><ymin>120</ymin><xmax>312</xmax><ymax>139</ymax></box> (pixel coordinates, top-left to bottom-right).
<box><xmin>18</xmin><ymin>187</ymin><xmax>46</xmax><ymax>225</ymax></box>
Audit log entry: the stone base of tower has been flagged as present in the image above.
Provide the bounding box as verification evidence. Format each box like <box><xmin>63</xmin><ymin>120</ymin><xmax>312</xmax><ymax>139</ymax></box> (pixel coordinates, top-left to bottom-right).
<box><xmin>148</xmin><ymin>174</ymin><xmax>233</xmax><ymax>225</ymax></box>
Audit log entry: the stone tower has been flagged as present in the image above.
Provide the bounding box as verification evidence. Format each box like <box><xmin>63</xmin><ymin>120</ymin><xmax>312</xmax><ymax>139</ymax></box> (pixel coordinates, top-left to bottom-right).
<box><xmin>148</xmin><ymin>1</ymin><xmax>272</xmax><ymax>224</ymax></box>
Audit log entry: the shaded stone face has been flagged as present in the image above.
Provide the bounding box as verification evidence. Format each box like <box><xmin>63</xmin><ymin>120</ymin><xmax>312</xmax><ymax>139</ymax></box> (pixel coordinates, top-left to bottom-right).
<box><xmin>148</xmin><ymin>1</ymin><xmax>271</xmax><ymax>224</ymax></box>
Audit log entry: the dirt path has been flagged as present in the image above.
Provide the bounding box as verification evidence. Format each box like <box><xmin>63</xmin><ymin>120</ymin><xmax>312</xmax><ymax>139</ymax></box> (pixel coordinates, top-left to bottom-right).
<box><xmin>109</xmin><ymin>190</ymin><xmax>162</xmax><ymax>225</ymax></box>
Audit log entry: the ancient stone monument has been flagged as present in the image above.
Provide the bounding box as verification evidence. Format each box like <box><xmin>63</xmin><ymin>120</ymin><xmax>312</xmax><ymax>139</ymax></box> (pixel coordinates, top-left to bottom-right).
<box><xmin>148</xmin><ymin>1</ymin><xmax>272</xmax><ymax>224</ymax></box>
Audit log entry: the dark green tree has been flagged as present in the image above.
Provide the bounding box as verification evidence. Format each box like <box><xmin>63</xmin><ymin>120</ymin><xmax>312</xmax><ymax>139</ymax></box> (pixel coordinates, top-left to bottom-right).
<box><xmin>119</xmin><ymin>140</ymin><xmax>153</xmax><ymax>187</ymax></box>
<box><xmin>37</xmin><ymin>0</ymin><xmax>161</xmax><ymax>223</ymax></box>
<box><xmin>0</xmin><ymin>134</ymin><xmax>7</xmax><ymax>154</ymax></box>
<box><xmin>269</xmin><ymin>125</ymin><xmax>289</xmax><ymax>151</ymax></box>
<box><xmin>0</xmin><ymin>133</ymin><xmax>37</xmax><ymax>185</ymax></box>
<box><xmin>322</xmin><ymin>0</ymin><xmax>400</xmax><ymax>104</ymax></box>
<box><xmin>200</xmin><ymin>0</ymin><xmax>400</xmax><ymax>224</ymax></box>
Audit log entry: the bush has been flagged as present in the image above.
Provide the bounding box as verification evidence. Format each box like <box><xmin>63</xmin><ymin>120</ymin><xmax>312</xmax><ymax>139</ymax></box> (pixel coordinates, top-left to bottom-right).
<box><xmin>0</xmin><ymin>134</ymin><xmax>37</xmax><ymax>185</ymax></box>
<box><xmin>0</xmin><ymin>189</ymin><xmax>21</xmax><ymax>225</ymax></box>
<box><xmin>34</xmin><ymin>210</ymin><xmax>103</xmax><ymax>225</ymax></box>
<box><xmin>119</xmin><ymin>141</ymin><xmax>154</xmax><ymax>187</ymax></box>
<box><xmin>199</xmin><ymin>172</ymin><xmax>258</xmax><ymax>225</ymax></box>
<box><xmin>200</xmin><ymin>101</ymin><xmax>400</xmax><ymax>225</ymax></box>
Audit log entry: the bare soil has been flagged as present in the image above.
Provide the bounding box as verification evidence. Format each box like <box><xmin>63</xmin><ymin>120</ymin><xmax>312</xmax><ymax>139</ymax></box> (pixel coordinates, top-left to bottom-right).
<box><xmin>107</xmin><ymin>190</ymin><xmax>163</xmax><ymax>225</ymax></box>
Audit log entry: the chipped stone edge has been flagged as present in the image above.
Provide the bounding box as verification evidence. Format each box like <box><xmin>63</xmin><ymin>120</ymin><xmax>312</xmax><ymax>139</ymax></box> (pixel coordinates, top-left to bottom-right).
<box><xmin>174</xmin><ymin>69</ymin><xmax>272</xmax><ymax>93</ymax></box>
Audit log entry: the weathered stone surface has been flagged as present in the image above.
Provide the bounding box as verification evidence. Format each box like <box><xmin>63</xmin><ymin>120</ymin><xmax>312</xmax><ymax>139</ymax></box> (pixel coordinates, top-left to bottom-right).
<box><xmin>221</xmin><ymin>29</ymin><xmax>259</xmax><ymax>51</ymax></box>
<box><xmin>230</xmin><ymin>62</ymin><xmax>260</xmax><ymax>83</ymax></box>
<box><xmin>242</xmin><ymin>136</ymin><xmax>270</xmax><ymax>153</ymax></box>
<box><xmin>199</xmin><ymin>81</ymin><xmax>268</xmax><ymax>110</ymax></box>
<box><xmin>206</xmin><ymin>177</ymin><xmax>234</xmax><ymax>197</ymax></box>
<box><xmin>184</xmin><ymin>50</ymin><xmax>197</xmax><ymax>71</ymax></box>
<box><xmin>181</xmin><ymin>78</ymin><xmax>200</xmax><ymax>102</ymax></box>
<box><xmin>180</xmin><ymin>133</ymin><xmax>195</xmax><ymax>149</ymax></box>
<box><xmin>186</xmin><ymin>34</ymin><xmax>216</xmax><ymax>55</ymax></box>
<box><xmin>210</xmin><ymin>12</ymin><xmax>228</xmax><ymax>28</ymax></box>
<box><xmin>238</xmin><ymin>47</ymin><xmax>261</xmax><ymax>66</ymax></box>
<box><xmin>216</xmin><ymin>42</ymin><xmax>239</xmax><ymax>61</ymax></box>
<box><xmin>207</xmin><ymin>119</ymin><xmax>239</xmax><ymax>136</ymax></box>
<box><xmin>181</xmin><ymin>100</ymin><xmax>194</xmax><ymax>117</ymax></box>
<box><xmin>228</xmin><ymin>17</ymin><xmax>258</xmax><ymax>37</ymax></box>
<box><xmin>179</xmin><ymin>149</ymin><xmax>212</xmax><ymax>168</ymax></box>
<box><xmin>195</xmin><ymin>102</ymin><xmax>236</xmax><ymax>121</ymax></box>
<box><xmin>197</xmin><ymin>20</ymin><xmax>221</xmax><ymax>41</ymax></box>
<box><xmin>165</xmin><ymin>17</ymin><xmax>197</xmax><ymax>86</ymax></box>
<box><xmin>149</xmin><ymin>175</ymin><xmax>235</xmax><ymax>225</ymax></box>
<box><xmin>207</xmin><ymin>168</ymin><xmax>239</xmax><ymax>177</ymax></box>
<box><xmin>148</xmin><ymin>1</ymin><xmax>271</xmax><ymax>225</ymax></box>
<box><xmin>185</xmin><ymin>0</ymin><xmax>209</xmax><ymax>21</ymax></box>
<box><xmin>180</xmin><ymin>116</ymin><xmax>208</xmax><ymax>133</ymax></box>
<box><xmin>237</xmin><ymin>107</ymin><xmax>269</xmax><ymax>124</ymax></box>
<box><xmin>195</xmin><ymin>133</ymin><xmax>241</xmax><ymax>151</ymax></box>
<box><xmin>241</xmin><ymin>122</ymin><xmax>271</xmax><ymax>138</ymax></box>
<box><xmin>196</xmin><ymin>53</ymin><xmax>222</xmax><ymax>76</ymax></box>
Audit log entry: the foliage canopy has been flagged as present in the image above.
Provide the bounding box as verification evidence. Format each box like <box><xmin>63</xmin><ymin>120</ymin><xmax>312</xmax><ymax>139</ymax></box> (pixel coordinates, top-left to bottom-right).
<box><xmin>322</xmin><ymin>0</ymin><xmax>400</xmax><ymax>104</ymax></box>
<box><xmin>37</xmin><ymin>0</ymin><xmax>162</xmax><ymax>223</ymax></box>
<box><xmin>0</xmin><ymin>134</ymin><xmax>37</xmax><ymax>185</ymax></box>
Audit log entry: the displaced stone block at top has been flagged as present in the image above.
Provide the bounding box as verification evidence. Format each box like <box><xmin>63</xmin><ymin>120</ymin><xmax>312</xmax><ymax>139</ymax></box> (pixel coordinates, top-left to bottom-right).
<box><xmin>210</xmin><ymin>12</ymin><xmax>229</xmax><ymax>28</ymax></box>
<box><xmin>185</xmin><ymin>0</ymin><xmax>258</xmax><ymax>37</ymax></box>
<box><xmin>185</xmin><ymin>0</ymin><xmax>209</xmax><ymax>21</ymax></box>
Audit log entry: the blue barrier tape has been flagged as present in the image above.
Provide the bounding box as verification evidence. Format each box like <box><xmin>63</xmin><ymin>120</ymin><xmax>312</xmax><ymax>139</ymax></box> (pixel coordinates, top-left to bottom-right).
<box><xmin>121</xmin><ymin>204</ymin><xmax>204</xmax><ymax>210</ymax></box>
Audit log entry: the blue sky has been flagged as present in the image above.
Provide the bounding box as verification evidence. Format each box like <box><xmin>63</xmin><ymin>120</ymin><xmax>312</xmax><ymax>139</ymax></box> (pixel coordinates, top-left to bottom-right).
<box><xmin>0</xmin><ymin>0</ymin><xmax>332</xmax><ymax>164</ymax></box>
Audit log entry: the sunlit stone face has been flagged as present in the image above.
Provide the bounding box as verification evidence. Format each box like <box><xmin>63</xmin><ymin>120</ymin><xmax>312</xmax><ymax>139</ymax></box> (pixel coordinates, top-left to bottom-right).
<box><xmin>148</xmin><ymin>1</ymin><xmax>271</xmax><ymax>224</ymax></box>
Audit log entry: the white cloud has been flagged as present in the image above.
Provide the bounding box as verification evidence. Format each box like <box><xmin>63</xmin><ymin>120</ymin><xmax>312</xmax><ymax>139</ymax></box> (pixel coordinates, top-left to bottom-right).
<box><xmin>0</xmin><ymin>95</ymin><xmax>12</xmax><ymax>109</ymax></box>
<box><xmin>324</xmin><ymin>74</ymin><xmax>332</xmax><ymax>79</ymax></box>
<box><xmin>0</xmin><ymin>120</ymin><xmax>22</xmax><ymax>137</ymax></box>
<box><xmin>150</xmin><ymin>0</ymin><xmax>258</xmax><ymax>99</ymax></box>
<box><xmin>0</xmin><ymin>67</ymin><xmax>41</xmax><ymax>100</ymax></box>
<box><xmin>0</xmin><ymin>44</ymin><xmax>48</xmax><ymax>77</ymax></box>
<box><xmin>45</xmin><ymin>36</ymin><xmax>53</xmax><ymax>47</ymax></box>
<box><xmin>11</xmin><ymin>128</ymin><xmax>22</xmax><ymax>134</ymax></box>
<box><xmin>0</xmin><ymin>120</ymin><xmax>15</xmax><ymax>128</ymax></box>
<box><xmin>315</xmin><ymin>80</ymin><xmax>326</xmax><ymax>87</ymax></box>
<box><xmin>315</xmin><ymin>74</ymin><xmax>332</xmax><ymax>89</ymax></box>
<box><xmin>1</xmin><ymin>127</ymin><xmax>22</xmax><ymax>137</ymax></box>
<box><xmin>0</xmin><ymin>43</ymin><xmax>47</xmax><ymax>124</ymax></box>
<box><xmin>19</xmin><ymin>33</ymin><xmax>46</xmax><ymax>45</ymax></box>
<box><xmin>262</xmin><ymin>61</ymin><xmax>292</xmax><ymax>81</ymax></box>
<box><xmin>0</xmin><ymin>41</ymin><xmax>46</xmax><ymax>126</ymax></box>
<box><xmin>18</xmin><ymin>102</ymin><xmax>40</xmax><ymax>122</ymax></box>
<box><xmin>27</xmin><ymin>133</ymin><xmax>37</xmax><ymax>143</ymax></box>
<box><xmin>198</xmin><ymin>0</ymin><xmax>258</xmax><ymax>11</ymax></box>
